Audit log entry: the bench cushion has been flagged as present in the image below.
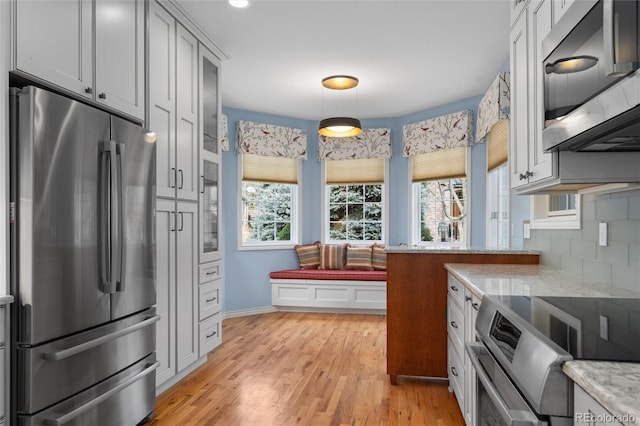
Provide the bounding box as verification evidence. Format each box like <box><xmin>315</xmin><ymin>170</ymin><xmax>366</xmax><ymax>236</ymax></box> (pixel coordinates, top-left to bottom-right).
<box><xmin>269</xmin><ymin>269</ymin><xmax>387</xmax><ymax>281</ymax></box>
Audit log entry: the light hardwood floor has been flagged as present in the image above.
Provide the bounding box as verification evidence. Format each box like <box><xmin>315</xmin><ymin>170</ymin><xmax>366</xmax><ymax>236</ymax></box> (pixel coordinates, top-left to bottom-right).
<box><xmin>149</xmin><ymin>312</ymin><xmax>464</xmax><ymax>426</ymax></box>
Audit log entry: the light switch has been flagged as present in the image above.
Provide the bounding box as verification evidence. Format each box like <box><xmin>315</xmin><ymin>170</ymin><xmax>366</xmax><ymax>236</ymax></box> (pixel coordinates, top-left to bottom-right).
<box><xmin>599</xmin><ymin>222</ymin><xmax>608</xmax><ymax>247</ymax></box>
<box><xmin>599</xmin><ymin>315</ymin><xmax>609</xmax><ymax>341</ymax></box>
<box><xmin>523</xmin><ymin>222</ymin><xmax>531</xmax><ymax>239</ymax></box>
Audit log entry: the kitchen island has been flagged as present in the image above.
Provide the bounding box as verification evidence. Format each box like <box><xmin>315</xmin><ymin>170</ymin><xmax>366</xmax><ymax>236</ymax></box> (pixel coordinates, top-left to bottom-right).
<box><xmin>385</xmin><ymin>247</ymin><xmax>539</xmax><ymax>384</ymax></box>
<box><xmin>444</xmin><ymin>263</ymin><xmax>640</xmax><ymax>426</ymax></box>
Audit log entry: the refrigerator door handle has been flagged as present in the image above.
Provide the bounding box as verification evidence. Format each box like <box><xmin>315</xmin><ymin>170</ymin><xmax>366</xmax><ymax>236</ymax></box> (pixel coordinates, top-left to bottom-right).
<box><xmin>41</xmin><ymin>315</ymin><xmax>160</xmax><ymax>361</ymax></box>
<box><xmin>41</xmin><ymin>361</ymin><xmax>160</xmax><ymax>426</ymax></box>
<box><xmin>115</xmin><ymin>143</ymin><xmax>126</xmax><ymax>292</ymax></box>
<box><xmin>99</xmin><ymin>141</ymin><xmax>118</xmax><ymax>294</ymax></box>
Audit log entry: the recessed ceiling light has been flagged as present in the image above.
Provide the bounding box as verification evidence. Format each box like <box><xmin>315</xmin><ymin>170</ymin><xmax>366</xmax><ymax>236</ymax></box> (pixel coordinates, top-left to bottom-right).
<box><xmin>228</xmin><ymin>0</ymin><xmax>249</xmax><ymax>8</ymax></box>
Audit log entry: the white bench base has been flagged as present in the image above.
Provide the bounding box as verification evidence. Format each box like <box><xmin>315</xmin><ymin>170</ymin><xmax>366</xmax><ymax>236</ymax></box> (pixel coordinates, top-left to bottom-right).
<box><xmin>271</xmin><ymin>278</ymin><xmax>386</xmax><ymax>314</ymax></box>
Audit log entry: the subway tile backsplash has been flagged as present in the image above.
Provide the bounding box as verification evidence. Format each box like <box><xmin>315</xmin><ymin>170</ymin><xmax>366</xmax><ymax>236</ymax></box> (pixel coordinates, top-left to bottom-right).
<box><xmin>524</xmin><ymin>189</ymin><xmax>640</xmax><ymax>293</ymax></box>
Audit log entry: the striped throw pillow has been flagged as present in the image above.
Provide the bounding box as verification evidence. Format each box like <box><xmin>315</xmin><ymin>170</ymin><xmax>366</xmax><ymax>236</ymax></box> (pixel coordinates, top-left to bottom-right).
<box><xmin>294</xmin><ymin>241</ymin><xmax>321</xmax><ymax>269</ymax></box>
<box><xmin>345</xmin><ymin>247</ymin><xmax>373</xmax><ymax>271</ymax></box>
<box><xmin>371</xmin><ymin>245</ymin><xmax>387</xmax><ymax>270</ymax></box>
<box><xmin>319</xmin><ymin>244</ymin><xmax>347</xmax><ymax>270</ymax></box>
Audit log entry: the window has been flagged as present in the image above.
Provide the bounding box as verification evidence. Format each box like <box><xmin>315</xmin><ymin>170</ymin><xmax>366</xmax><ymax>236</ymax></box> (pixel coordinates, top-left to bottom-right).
<box><xmin>323</xmin><ymin>158</ymin><xmax>386</xmax><ymax>243</ymax></box>
<box><xmin>486</xmin><ymin>164</ymin><xmax>510</xmax><ymax>249</ymax></box>
<box><xmin>412</xmin><ymin>179</ymin><xmax>467</xmax><ymax>245</ymax></box>
<box><xmin>410</xmin><ymin>148</ymin><xmax>469</xmax><ymax>246</ymax></box>
<box><xmin>530</xmin><ymin>194</ymin><xmax>581</xmax><ymax>229</ymax></box>
<box><xmin>239</xmin><ymin>153</ymin><xmax>300</xmax><ymax>248</ymax></box>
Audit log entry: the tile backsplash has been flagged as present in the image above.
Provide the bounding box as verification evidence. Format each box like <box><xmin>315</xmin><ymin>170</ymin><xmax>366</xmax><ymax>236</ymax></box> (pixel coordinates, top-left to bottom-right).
<box><xmin>524</xmin><ymin>189</ymin><xmax>640</xmax><ymax>293</ymax></box>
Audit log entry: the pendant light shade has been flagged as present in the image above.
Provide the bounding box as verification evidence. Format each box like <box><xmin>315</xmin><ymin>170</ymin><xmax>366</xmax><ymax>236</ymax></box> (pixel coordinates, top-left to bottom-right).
<box><xmin>318</xmin><ymin>117</ymin><xmax>362</xmax><ymax>137</ymax></box>
<box><xmin>318</xmin><ymin>75</ymin><xmax>362</xmax><ymax>138</ymax></box>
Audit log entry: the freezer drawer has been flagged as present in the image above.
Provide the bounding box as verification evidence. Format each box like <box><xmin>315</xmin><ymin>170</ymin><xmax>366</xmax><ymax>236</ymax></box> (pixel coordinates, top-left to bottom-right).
<box><xmin>17</xmin><ymin>308</ymin><xmax>159</xmax><ymax>413</ymax></box>
<box><xmin>19</xmin><ymin>355</ymin><xmax>158</xmax><ymax>426</ymax></box>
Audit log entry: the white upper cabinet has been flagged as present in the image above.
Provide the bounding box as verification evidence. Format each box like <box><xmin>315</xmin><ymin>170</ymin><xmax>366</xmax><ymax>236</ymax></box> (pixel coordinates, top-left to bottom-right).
<box><xmin>14</xmin><ymin>0</ymin><xmax>145</xmax><ymax>120</ymax></box>
<box><xmin>15</xmin><ymin>0</ymin><xmax>93</xmax><ymax>98</ymax></box>
<box><xmin>94</xmin><ymin>0</ymin><xmax>145</xmax><ymax>118</ymax></box>
<box><xmin>552</xmin><ymin>0</ymin><xmax>576</xmax><ymax>26</ymax></box>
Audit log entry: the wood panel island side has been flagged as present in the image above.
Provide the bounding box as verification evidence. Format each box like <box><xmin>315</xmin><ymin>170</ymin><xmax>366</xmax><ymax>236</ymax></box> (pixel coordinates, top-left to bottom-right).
<box><xmin>386</xmin><ymin>249</ymin><xmax>539</xmax><ymax>384</ymax></box>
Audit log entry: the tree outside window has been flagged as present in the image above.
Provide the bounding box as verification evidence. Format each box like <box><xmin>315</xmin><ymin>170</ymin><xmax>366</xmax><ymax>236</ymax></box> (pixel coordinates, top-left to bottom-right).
<box><xmin>241</xmin><ymin>182</ymin><xmax>294</xmax><ymax>243</ymax></box>
<box><xmin>328</xmin><ymin>184</ymin><xmax>383</xmax><ymax>242</ymax></box>
<box><xmin>415</xmin><ymin>179</ymin><xmax>467</xmax><ymax>245</ymax></box>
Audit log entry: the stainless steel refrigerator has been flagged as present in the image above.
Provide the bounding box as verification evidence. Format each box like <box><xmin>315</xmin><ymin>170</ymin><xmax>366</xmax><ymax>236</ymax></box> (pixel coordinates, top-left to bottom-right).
<box><xmin>9</xmin><ymin>86</ymin><xmax>158</xmax><ymax>425</ymax></box>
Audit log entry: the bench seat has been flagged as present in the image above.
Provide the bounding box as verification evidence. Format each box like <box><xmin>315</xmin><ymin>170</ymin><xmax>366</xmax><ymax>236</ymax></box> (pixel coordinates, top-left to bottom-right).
<box><xmin>270</xmin><ymin>269</ymin><xmax>387</xmax><ymax>314</ymax></box>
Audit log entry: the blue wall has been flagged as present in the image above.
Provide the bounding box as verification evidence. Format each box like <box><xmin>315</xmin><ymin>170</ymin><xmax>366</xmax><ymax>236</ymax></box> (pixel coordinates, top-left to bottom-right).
<box><xmin>222</xmin><ymin>96</ymin><xmax>491</xmax><ymax>314</ymax></box>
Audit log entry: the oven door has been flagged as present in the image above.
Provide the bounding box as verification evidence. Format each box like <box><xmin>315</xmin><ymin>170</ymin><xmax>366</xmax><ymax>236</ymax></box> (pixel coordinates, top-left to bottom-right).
<box><xmin>466</xmin><ymin>342</ymin><xmax>547</xmax><ymax>426</ymax></box>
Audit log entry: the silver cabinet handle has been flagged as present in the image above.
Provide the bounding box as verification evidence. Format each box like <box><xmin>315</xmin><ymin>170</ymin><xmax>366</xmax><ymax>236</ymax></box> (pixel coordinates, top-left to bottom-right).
<box><xmin>200</xmin><ymin>175</ymin><xmax>205</xmax><ymax>194</ymax></box>
<box><xmin>450</xmin><ymin>321</ymin><xmax>458</xmax><ymax>329</ymax></box>
<box><xmin>465</xmin><ymin>296</ymin><xmax>472</xmax><ymax>302</ymax></box>
<box><xmin>41</xmin><ymin>316</ymin><xmax>160</xmax><ymax>361</ymax></box>
<box><xmin>178</xmin><ymin>169</ymin><xmax>184</xmax><ymax>189</ymax></box>
<box><xmin>451</xmin><ymin>366</ymin><xmax>458</xmax><ymax>377</ymax></box>
<box><xmin>206</xmin><ymin>331</ymin><xmax>217</xmax><ymax>339</ymax></box>
<box><xmin>472</xmin><ymin>303</ymin><xmax>480</xmax><ymax>311</ymax></box>
<box><xmin>450</xmin><ymin>285</ymin><xmax>459</xmax><ymax>292</ymax></box>
<box><xmin>85</xmin><ymin>87</ymin><xmax>92</xmax><ymax>94</ymax></box>
<box><xmin>179</xmin><ymin>212</ymin><xmax>184</xmax><ymax>232</ymax></box>
<box><xmin>206</xmin><ymin>271</ymin><xmax>217</xmax><ymax>276</ymax></box>
<box><xmin>171</xmin><ymin>167</ymin><xmax>176</xmax><ymax>188</ymax></box>
<box><xmin>205</xmin><ymin>297</ymin><xmax>217</xmax><ymax>303</ymax></box>
<box><xmin>42</xmin><ymin>361</ymin><xmax>160</xmax><ymax>426</ymax></box>
<box><xmin>170</xmin><ymin>211</ymin><xmax>176</xmax><ymax>232</ymax></box>
<box><xmin>98</xmin><ymin>93</ymin><xmax>106</xmax><ymax>99</ymax></box>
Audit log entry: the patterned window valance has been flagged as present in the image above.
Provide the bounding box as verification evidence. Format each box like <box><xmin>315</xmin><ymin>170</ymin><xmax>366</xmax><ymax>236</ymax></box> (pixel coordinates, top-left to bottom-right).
<box><xmin>402</xmin><ymin>110</ymin><xmax>473</xmax><ymax>157</ymax></box>
<box><xmin>318</xmin><ymin>128</ymin><xmax>391</xmax><ymax>161</ymax></box>
<box><xmin>221</xmin><ymin>114</ymin><xmax>229</xmax><ymax>152</ymax></box>
<box><xmin>476</xmin><ymin>72</ymin><xmax>510</xmax><ymax>143</ymax></box>
<box><xmin>237</xmin><ymin>120</ymin><xmax>307</xmax><ymax>160</ymax></box>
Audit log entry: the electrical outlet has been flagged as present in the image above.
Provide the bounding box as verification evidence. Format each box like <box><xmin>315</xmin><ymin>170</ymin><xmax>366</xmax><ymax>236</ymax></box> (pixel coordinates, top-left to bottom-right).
<box><xmin>599</xmin><ymin>315</ymin><xmax>609</xmax><ymax>341</ymax></box>
<box><xmin>599</xmin><ymin>222</ymin><xmax>608</xmax><ymax>247</ymax></box>
<box><xmin>523</xmin><ymin>222</ymin><xmax>531</xmax><ymax>239</ymax></box>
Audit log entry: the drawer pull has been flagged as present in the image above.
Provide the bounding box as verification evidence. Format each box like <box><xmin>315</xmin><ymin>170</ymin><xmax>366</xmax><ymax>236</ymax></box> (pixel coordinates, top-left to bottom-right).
<box><xmin>205</xmin><ymin>297</ymin><xmax>217</xmax><ymax>303</ymax></box>
<box><xmin>451</xmin><ymin>366</ymin><xmax>458</xmax><ymax>377</ymax></box>
<box><xmin>206</xmin><ymin>271</ymin><xmax>217</xmax><ymax>276</ymax></box>
<box><xmin>472</xmin><ymin>303</ymin><xmax>480</xmax><ymax>311</ymax></box>
<box><xmin>465</xmin><ymin>296</ymin><xmax>472</xmax><ymax>302</ymax></box>
<box><xmin>450</xmin><ymin>321</ymin><xmax>458</xmax><ymax>329</ymax></box>
<box><xmin>206</xmin><ymin>331</ymin><xmax>217</xmax><ymax>339</ymax></box>
<box><xmin>450</xmin><ymin>285</ymin><xmax>459</xmax><ymax>292</ymax></box>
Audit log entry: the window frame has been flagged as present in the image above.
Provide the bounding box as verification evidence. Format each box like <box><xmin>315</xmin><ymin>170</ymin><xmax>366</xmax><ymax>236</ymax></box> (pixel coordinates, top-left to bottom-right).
<box><xmin>408</xmin><ymin>149</ymin><xmax>471</xmax><ymax>247</ymax></box>
<box><xmin>530</xmin><ymin>194</ymin><xmax>581</xmax><ymax>230</ymax></box>
<box><xmin>320</xmin><ymin>159</ymin><xmax>389</xmax><ymax>245</ymax></box>
<box><xmin>237</xmin><ymin>155</ymin><xmax>302</xmax><ymax>250</ymax></box>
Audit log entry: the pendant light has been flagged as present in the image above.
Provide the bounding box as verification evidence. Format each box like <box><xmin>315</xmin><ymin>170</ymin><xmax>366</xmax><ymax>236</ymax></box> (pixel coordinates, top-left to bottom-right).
<box><xmin>318</xmin><ymin>75</ymin><xmax>362</xmax><ymax>138</ymax></box>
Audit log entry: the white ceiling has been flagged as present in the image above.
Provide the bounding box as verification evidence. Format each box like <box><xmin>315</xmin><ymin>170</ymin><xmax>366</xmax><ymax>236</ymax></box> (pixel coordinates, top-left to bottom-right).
<box><xmin>176</xmin><ymin>0</ymin><xmax>511</xmax><ymax>121</ymax></box>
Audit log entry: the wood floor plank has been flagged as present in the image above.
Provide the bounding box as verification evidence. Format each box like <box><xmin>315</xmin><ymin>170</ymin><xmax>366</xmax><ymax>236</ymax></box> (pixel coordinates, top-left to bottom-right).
<box><xmin>150</xmin><ymin>312</ymin><xmax>464</xmax><ymax>425</ymax></box>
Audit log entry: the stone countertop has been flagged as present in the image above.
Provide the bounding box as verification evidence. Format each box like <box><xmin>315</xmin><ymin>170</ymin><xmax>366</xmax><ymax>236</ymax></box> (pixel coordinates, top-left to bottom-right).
<box><xmin>444</xmin><ymin>263</ymin><xmax>640</xmax><ymax>425</ymax></box>
<box><xmin>385</xmin><ymin>246</ymin><xmax>539</xmax><ymax>255</ymax></box>
<box><xmin>564</xmin><ymin>361</ymin><xmax>640</xmax><ymax>426</ymax></box>
<box><xmin>443</xmin><ymin>263</ymin><xmax>640</xmax><ymax>300</ymax></box>
<box><xmin>0</xmin><ymin>295</ymin><xmax>13</xmax><ymax>305</ymax></box>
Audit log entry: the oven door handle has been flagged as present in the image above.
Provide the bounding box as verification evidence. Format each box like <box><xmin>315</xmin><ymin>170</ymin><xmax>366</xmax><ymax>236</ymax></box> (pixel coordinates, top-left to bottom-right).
<box><xmin>466</xmin><ymin>342</ymin><xmax>543</xmax><ymax>426</ymax></box>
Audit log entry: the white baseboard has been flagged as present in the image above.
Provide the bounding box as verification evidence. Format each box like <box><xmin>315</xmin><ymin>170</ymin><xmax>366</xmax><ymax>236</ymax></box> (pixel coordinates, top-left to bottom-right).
<box><xmin>223</xmin><ymin>305</ymin><xmax>278</xmax><ymax>319</ymax></box>
<box><xmin>275</xmin><ymin>306</ymin><xmax>386</xmax><ymax>315</ymax></box>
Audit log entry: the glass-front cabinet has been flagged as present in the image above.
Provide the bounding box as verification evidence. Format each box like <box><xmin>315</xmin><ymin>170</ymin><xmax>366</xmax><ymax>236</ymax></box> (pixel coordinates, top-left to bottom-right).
<box><xmin>198</xmin><ymin>44</ymin><xmax>222</xmax><ymax>263</ymax></box>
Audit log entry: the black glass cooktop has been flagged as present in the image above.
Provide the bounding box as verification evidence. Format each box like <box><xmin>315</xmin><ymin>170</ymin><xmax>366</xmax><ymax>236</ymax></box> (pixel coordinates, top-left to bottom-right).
<box><xmin>489</xmin><ymin>295</ymin><xmax>640</xmax><ymax>362</ymax></box>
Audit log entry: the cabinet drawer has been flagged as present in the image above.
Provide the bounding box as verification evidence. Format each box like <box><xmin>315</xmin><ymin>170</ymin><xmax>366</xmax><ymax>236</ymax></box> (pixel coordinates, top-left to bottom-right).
<box><xmin>447</xmin><ymin>299</ymin><xmax>465</xmax><ymax>353</ymax></box>
<box><xmin>199</xmin><ymin>281</ymin><xmax>222</xmax><ymax>321</ymax></box>
<box><xmin>448</xmin><ymin>337</ymin><xmax>464</xmax><ymax>408</ymax></box>
<box><xmin>0</xmin><ymin>306</ymin><xmax>4</xmax><ymax>343</ymax></box>
<box><xmin>199</xmin><ymin>262</ymin><xmax>221</xmax><ymax>283</ymax></box>
<box><xmin>0</xmin><ymin>348</ymin><xmax>4</xmax><ymax>421</ymax></box>
<box><xmin>199</xmin><ymin>313</ymin><xmax>222</xmax><ymax>357</ymax></box>
<box><xmin>448</xmin><ymin>275</ymin><xmax>465</xmax><ymax>308</ymax></box>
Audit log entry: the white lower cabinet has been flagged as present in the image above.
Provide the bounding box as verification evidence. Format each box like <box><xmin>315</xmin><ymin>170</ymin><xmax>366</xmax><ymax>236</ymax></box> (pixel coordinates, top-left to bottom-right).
<box><xmin>447</xmin><ymin>274</ymin><xmax>479</xmax><ymax>426</ymax></box>
<box><xmin>155</xmin><ymin>199</ymin><xmax>198</xmax><ymax>387</ymax></box>
<box><xmin>197</xmin><ymin>261</ymin><xmax>223</xmax><ymax>357</ymax></box>
<box><xmin>573</xmin><ymin>385</ymin><xmax>624</xmax><ymax>426</ymax></box>
<box><xmin>1</xmin><ymin>305</ymin><xmax>5</xmax><ymax>425</ymax></box>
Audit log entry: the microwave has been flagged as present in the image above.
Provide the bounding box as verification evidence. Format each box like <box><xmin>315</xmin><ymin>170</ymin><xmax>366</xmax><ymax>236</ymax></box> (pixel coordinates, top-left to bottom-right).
<box><xmin>542</xmin><ymin>0</ymin><xmax>640</xmax><ymax>152</ymax></box>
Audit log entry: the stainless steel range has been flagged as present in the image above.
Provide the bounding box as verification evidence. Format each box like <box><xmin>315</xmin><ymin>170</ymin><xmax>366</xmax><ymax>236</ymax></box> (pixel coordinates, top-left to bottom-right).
<box><xmin>466</xmin><ymin>295</ymin><xmax>640</xmax><ymax>426</ymax></box>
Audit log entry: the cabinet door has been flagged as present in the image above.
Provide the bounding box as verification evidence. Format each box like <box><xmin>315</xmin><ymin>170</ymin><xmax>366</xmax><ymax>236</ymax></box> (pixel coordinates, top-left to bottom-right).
<box><xmin>149</xmin><ymin>2</ymin><xmax>177</xmax><ymax>199</ymax></box>
<box><xmin>175</xmin><ymin>202</ymin><xmax>199</xmax><ymax>371</ymax></box>
<box><xmin>552</xmin><ymin>0</ymin><xmax>576</xmax><ymax>26</ymax></box>
<box><xmin>527</xmin><ymin>0</ymin><xmax>555</xmax><ymax>185</ymax></box>
<box><xmin>15</xmin><ymin>0</ymin><xmax>93</xmax><ymax>98</ymax></box>
<box><xmin>509</xmin><ymin>9</ymin><xmax>531</xmax><ymax>189</ymax></box>
<box><xmin>463</xmin><ymin>290</ymin><xmax>480</xmax><ymax>426</ymax></box>
<box><xmin>199</xmin><ymin>45</ymin><xmax>221</xmax><ymax>156</ymax></box>
<box><xmin>199</xmin><ymin>159</ymin><xmax>221</xmax><ymax>263</ymax></box>
<box><xmin>175</xmin><ymin>25</ymin><xmax>199</xmax><ymax>202</ymax></box>
<box><xmin>94</xmin><ymin>0</ymin><xmax>145</xmax><ymax>119</ymax></box>
<box><xmin>155</xmin><ymin>199</ymin><xmax>176</xmax><ymax>386</ymax></box>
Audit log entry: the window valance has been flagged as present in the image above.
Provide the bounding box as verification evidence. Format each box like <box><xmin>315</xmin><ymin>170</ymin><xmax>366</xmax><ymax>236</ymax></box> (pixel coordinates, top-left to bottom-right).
<box><xmin>476</xmin><ymin>72</ymin><xmax>510</xmax><ymax>143</ymax></box>
<box><xmin>221</xmin><ymin>114</ymin><xmax>229</xmax><ymax>152</ymax></box>
<box><xmin>237</xmin><ymin>120</ymin><xmax>307</xmax><ymax>160</ymax></box>
<box><xmin>318</xmin><ymin>128</ymin><xmax>391</xmax><ymax>161</ymax></box>
<box><xmin>402</xmin><ymin>110</ymin><xmax>473</xmax><ymax>157</ymax></box>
